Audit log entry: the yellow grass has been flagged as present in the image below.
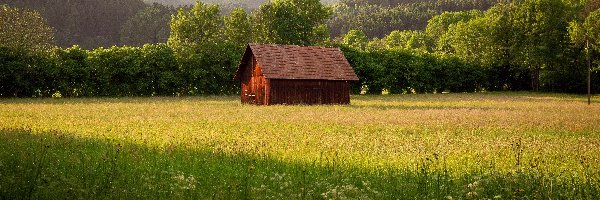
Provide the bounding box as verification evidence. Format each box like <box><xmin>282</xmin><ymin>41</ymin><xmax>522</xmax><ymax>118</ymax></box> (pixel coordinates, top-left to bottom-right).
<box><xmin>1</xmin><ymin>92</ymin><xmax>599</xmax><ymax>198</ymax></box>
<box><xmin>2</xmin><ymin>93</ymin><xmax>599</xmax><ymax>173</ymax></box>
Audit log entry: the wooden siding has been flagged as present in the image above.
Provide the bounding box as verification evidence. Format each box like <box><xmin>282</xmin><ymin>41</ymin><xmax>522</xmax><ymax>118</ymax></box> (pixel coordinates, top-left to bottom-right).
<box><xmin>237</xmin><ymin>50</ymin><xmax>354</xmax><ymax>105</ymax></box>
<box><xmin>268</xmin><ymin>79</ymin><xmax>351</xmax><ymax>105</ymax></box>
<box><xmin>240</xmin><ymin>57</ymin><xmax>268</xmax><ymax>105</ymax></box>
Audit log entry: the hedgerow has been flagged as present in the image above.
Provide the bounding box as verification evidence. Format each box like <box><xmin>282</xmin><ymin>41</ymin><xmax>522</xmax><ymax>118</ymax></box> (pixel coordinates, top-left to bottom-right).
<box><xmin>340</xmin><ymin>45</ymin><xmax>486</xmax><ymax>94</ymax></box>
<box><xmin>0</xmin><ymin>44</ymin><xmax>241</xmax><ymax>97</ymax></box>
<box><xmin>1</xmin><ymin>44</ymin><xmax>594</xmax><ymax>97</ymax></box>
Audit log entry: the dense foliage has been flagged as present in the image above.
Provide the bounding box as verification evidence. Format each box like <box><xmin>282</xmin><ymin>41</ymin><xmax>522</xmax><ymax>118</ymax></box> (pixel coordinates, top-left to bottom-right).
<box><xmin>120</xmin><ymin>3</ymin><xmax>176</xmax><ymax>46</ymax></box>
<box><xmin>0</xmin><ymin>5</ymin><xmax>55</xmax><ymax>52</ymax></box>
<box><xmin>437</xmin><ymin>0</ymin><xmax>599</xmax><ymax>92</ymax></box>
<box><xmin>0</xmin><ymin>0</ymin><xmax>599</xmax><ymax>97</ymax></box>
<box><xmin>0</xmin><ymin>43</ymin><xmax>237</xmax><ymax>97</ymax></box>
<box><xmin>0</xmin><ymin>0</ymin><xmax>146</xmax><ymax>49</ymax></box>
<box><xmin>339</xmin><ymin>46</ymin><xmax>484</xmax><ymax>94</ymax></box>
<box><xmin>0</xmin><ymin>44</ymin><xmax>488</xmax><ymax>97</ymax></box>
<box><xmin>252</xmin><ymin>0</ymin><xmax>331</xmax><ymax>45</ymax></box>
<box><xmin>328</xmin><ymin>0</ymin><xmax>499</xmax><ymax>39</ymax></box>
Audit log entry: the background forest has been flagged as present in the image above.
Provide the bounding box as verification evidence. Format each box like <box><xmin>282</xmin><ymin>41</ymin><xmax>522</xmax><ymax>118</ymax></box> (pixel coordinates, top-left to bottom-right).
<box><xmin>0</xmin><ymin>0</ymin><xmax>599</xmax><ymax>97</ymax></box>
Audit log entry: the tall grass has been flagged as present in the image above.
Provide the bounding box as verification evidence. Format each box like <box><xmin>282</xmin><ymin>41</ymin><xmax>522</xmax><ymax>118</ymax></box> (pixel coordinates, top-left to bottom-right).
<box><xmin>1</xmin><ymin>93</ymin><xmax>599</xmax><ymax>199</ymax></box>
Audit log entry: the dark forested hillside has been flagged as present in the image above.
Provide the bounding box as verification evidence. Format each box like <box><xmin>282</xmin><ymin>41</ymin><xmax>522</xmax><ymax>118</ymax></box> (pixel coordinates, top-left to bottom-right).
<box><xmin>0</xmin><ymin>0</ymin><xmax>146</xmax><ymax>49</ymax></box>
<box><xmin>0</xmin><ymin>0</ymin><xmax>337</xmax><ymax>48</ymax></box>
<box><xmin>329</xmin><ymin>0</ymin><xmax>500</xmax><ymax>38</ymax></box>
<box><xmin>0</xmin><ymin>0</ymin><xmax>498</xmax><ymax>48</ymax></box>
<box><xmin>120</xmin><ymin>3</ymin><xmax>176</xmax><ymax>46</ymax></box>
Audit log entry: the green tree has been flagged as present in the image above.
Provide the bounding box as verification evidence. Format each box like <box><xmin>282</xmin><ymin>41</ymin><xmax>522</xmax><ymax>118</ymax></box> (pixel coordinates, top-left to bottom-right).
<box><xmin>139</xmin><ymin>44</ymin><xmax>180</xmax><ymax>95</ymax></box>
<box><xmin>0</xmin><ymin>5</ymin><xmax>55</xmax><ymax>52</ymax></box>
<box><xmin>328</xmin><ymin>0</ymin><xmax>498</xmax><ymax>39</ymax></box>
<box><xmin>444</xmin><ymin>1</ymin><xmax>576</xmax><ymax>91</ymax></box>
<box><xmin>446</xmin><ymin>16</ymin><xmax>499</xmax><ymax>67</ymax></box>
<box><xmin>252</xmin><ymin>0</ymin><xmax>331</xmax><ymax>45</ymax></box>
<box><xmin>584</xmin><ymin>8</ymin><xmax>600</xmax><ymax>102</ymax></box>
<box><xmin>512</xmin><ymin>0</ymin><xmax>575</xmax><ymax>91</ymax></box>
<box><xmin>425</xmin><ymin>10</ymin><xmax>483</xmax><ymax>52</ymax></box>
<box><xmin>384</xmin><ymin>30</ymin><xmax>432</xmax><ymax>52</ymax></box>
<box><xmin>167</xmin><ymin>0</ymin><xmax>239</xmax><ymax>95</ymax></box>
<box><xmin>224</xmin><ymin>8</ymin><xmax>253</xmax><ymax>47</ymax></box>
<box><xmin>1</xmin><ymin>0</ymin><xmax>147</xmax><ymax>49</ymax></box>
<box><xmin>366</xmin><ymin>37</ymin><xmax>387</xmax><ymax>51</ymax></box>
<box><xmin>120</xmin><ymin>3</ymin><xmax>175</xmax><ymax>46</ymax></box>
<box><xmin>582</xmin><ymin>9</ymin><xmax>600</xmax><ymax>54</ymax></box>
<box><xmin>168</xmin><ymin>0</ymin><xmax>223</xmax><ymax>51</ymax></box>
<box><xmin>569</xmin><ymin>7</ymin><xmax>600</xmax><ymax>102</ymax></box>
<box><xmin>483</xmin><ymin>2</ymin><xmax>531</xmax><ymax>90</ymax></box>
<box><xmin>444</xmin><ymin>6</ymin><xmax>514</xmax><ymax>90</ymax></box>
<box><xmin>342</xmin><ymin>29</ymin><xmax>368</xmax><ymax>50</ymax></box>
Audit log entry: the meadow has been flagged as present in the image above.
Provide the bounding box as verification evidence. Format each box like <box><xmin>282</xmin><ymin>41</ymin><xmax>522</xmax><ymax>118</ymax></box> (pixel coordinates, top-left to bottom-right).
<box><xmin>1</xmin><ymin>92</ymin><xmax>599</xmax><ymax>199</ymax></box>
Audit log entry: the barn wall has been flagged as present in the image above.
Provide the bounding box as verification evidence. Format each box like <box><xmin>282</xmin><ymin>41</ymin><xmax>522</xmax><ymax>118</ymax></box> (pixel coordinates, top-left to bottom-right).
<box><xmin>240</xmin><ymin>56</ymin><xmax>267</xmax><ymax>105</ymax></box>
<box><xmin>269</xmin><ymin>79</ymin><xmax>351</xmax><ymax>105</ymax></box>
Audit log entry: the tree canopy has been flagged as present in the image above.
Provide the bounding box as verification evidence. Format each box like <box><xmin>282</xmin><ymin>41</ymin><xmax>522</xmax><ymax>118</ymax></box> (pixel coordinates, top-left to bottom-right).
<box><xmin>0</xmin><ymin>0</ymin><xmax>146</xmax><ymax>49</ymax></box>
<box><xmin>168</xmin><ymin>1</ymin><xmax>223</xmax><ymax>50</ymax></box>
<box><xmin>342</xmin><ymin>30</ymin><xmax>369</xmax><ymax>50</ymax></box>
<box><xmin>328</xmin><ymin>0</ymin><xmax>499</xmax><ymax>39</ymax></box>
<box><xmin>224</xmin><ymin>8</ymin><xmax>253</xmax><ymax>47</ymax></box>
<box><xmin>253</xmin><ymin>0</ymin><xmax>331</xmax><ymax>45</ymax></box>
<box><xmin>120</xmin><ymin>3</ymin><xmax>176</xmax><ymax>46</ymax></box>
<box><xmin>0</xmin><ymin>5</ymin><xmax>55</xmax><ymax>52</ymax></box>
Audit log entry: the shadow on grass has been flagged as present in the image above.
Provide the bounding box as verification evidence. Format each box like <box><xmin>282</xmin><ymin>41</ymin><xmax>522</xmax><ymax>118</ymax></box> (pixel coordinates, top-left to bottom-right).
<box><xmin>1</xmin><ymin>128</ymin><xmax>598</xmax><ymax>199</ymax></box>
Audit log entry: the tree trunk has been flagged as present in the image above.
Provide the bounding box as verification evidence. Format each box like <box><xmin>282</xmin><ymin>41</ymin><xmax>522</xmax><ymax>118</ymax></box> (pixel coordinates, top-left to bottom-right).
<box><xmin>588</xmin><ymin>39</ymin><xmax>591</xmax><ymax>105</ymax></box>
<box><xmin>531</xmin><ymin>66</ymin><xmax>540</xmax><ymax>91</ymax></box>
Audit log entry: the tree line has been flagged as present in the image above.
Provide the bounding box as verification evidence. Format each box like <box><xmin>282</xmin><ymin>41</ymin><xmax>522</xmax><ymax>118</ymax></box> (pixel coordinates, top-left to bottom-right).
<box><xmin>342</xmin><ymin>0</ymin><xmax>600</xmax><ymax>93</ymax></box>
<box><xmin>328</xmin><ymin>0</ymin><xmax>499</xmax><ymax>38</ymax></box>
<box><xmin>0</xmin><ymin>0</ymin><xmax>338</xmax><ymax>49</ymax></box>
<box><xmin>1</xmin><ymin>0</ymin><xmax>496</xmax><ymax>49</ymax></box>
<box><xmin>0</xmin><ymin>0</ymin><xmax>599</xmax><ymax>97</ymax></box>
<box><xmin>0</xmin><ymin>0</ymin><xmax>147</xmax><ymax>49</ymax></box>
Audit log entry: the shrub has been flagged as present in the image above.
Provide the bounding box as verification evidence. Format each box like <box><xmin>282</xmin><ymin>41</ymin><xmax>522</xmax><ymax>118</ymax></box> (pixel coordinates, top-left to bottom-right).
<box><xmin>340</xmin><ymin>45</ymin><xmax>486</xmax><ymax>94</ymax></box>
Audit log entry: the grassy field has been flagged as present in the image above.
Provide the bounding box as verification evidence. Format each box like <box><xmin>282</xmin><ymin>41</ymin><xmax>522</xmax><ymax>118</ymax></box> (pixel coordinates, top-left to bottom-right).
<box><xmin>1</xmin><ymin>92</ymin><xmax>599</xmax><ymax>199</ymax></box>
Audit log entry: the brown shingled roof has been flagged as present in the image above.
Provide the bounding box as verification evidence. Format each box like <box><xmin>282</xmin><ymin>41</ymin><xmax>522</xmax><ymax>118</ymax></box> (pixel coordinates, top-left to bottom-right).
<box><xmin>234</xmin><ymin>44</ymin><xmax>359</xmax><ymax>81</ymax></box>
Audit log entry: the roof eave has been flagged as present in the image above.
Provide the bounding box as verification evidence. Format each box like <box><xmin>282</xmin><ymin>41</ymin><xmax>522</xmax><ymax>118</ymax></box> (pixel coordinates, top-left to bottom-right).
<box><xmin>233</xmin><ymin>44</ymin><xmax>253</xmax><ymax>81</ymax></box>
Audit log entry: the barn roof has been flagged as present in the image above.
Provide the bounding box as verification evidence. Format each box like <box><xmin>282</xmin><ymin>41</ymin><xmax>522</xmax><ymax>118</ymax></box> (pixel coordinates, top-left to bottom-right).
<box><xmin>234</xmin><ymin>44</ymin><xmax>359</xmax><ymax>81</ymax></box>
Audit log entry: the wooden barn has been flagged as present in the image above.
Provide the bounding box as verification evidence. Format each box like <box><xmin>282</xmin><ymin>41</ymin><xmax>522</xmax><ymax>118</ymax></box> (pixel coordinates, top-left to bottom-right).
<box><xmin>234</xmin><ymin>44</ymin><xmax>359</xmax><ymax>105</ymax></box>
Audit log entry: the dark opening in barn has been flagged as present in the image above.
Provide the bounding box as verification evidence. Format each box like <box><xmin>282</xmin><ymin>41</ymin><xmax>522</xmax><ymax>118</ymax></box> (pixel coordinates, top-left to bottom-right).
<box><xmin>234</xmin><ymin>44</ymin><xmax>359</xmax><ymax>105</ymax></box>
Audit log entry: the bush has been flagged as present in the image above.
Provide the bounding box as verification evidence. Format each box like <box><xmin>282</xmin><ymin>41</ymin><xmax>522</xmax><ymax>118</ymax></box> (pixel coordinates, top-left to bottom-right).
<box><xmin>340</xmin><ymin>45</ymin><xmax>486</xmax><ymax>94</ymax></box>
<box><xmin>52</xmin><ymin>46</ymin><xmax>92</xmax><ymax>97</ymax></box>
<box><xmin>0</xmin><ymin>43</ymin><xmax>242</xmax><ymax>98</ymax></box>
<box><xmin>140</xmin><ymin>44</ymin><xmax>180</xmax><ymax>96</ymax></box>
<box><xmin>0</xmin><ymin>47</ymin><xmax>55</xmax><ymax>97</ymax></box>
<box><xmin>1</xmin><ymin>43</ymin><xmax>590</xmax><ymax>98</ymax></box>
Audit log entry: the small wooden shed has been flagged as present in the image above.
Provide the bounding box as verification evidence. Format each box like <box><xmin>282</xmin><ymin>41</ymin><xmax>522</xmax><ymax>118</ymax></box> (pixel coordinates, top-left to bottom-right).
<box><xmin>234</xmin><ymin>44</ymin><xmax>359</xmax><ymax>105</ymax></box>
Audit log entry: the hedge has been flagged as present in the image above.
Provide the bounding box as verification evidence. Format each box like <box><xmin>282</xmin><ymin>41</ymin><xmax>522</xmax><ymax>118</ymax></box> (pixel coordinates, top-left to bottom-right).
<box><xmin>340</xmin><ymin>46</ymin><xmax>486</xmax><ymax>94</ymax></box>
<box><xmin>1</xmin><ymin>44</ymin><xmax>595</xmax><ymax>97</ymax></box>
<box><xmin>0</xmin><ymin>44</ymin><xmax>241</xmax><ymax>97</ymax></box>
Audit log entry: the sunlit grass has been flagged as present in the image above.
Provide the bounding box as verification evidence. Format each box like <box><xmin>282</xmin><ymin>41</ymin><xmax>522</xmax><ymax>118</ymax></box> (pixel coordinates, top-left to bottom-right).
<box><xmin>1</xmin><ymin>92</ymin><xmax>599</xmax><ymax>199</ymax></box>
